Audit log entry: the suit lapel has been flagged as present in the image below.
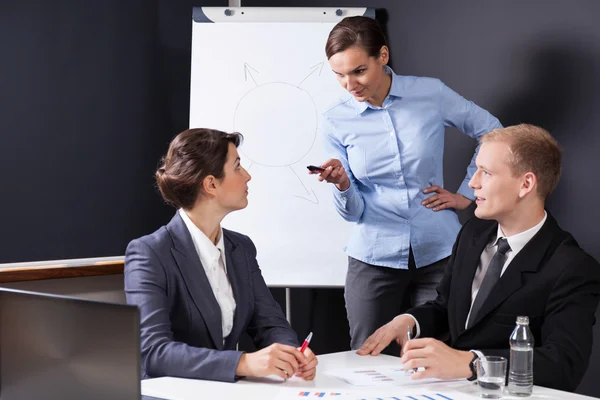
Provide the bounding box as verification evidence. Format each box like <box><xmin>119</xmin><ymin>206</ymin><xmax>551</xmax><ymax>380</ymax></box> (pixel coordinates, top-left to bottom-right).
<box><xmin>454</xmin><ymin>222</ymin><xmax>497</xmax><ymax>335</ymax></box>
<box><xmin>167</xmin><ymin>213</ymin><xmax>223</xmax><ymax>349</ymax></box>
<box><xmin>465</xmin><ymin>214</ymin><xmax>562</xmax><ymax>329</ymax></box>
<box><xmin>222</xmin><ymin>231</ymin><xmax>247</xmax><ymax>349</ymax></box>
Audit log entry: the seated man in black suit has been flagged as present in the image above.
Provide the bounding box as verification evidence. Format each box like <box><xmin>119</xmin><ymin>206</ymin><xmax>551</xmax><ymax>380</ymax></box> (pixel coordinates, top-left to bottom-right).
<box><xmin>357</xmin><ymin>124</ymin><xmax>600</xmax><ymax>392</ymax></box>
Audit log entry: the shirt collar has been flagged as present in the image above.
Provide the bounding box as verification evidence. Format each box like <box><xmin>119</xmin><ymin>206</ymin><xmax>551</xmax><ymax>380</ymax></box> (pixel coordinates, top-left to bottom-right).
<box><xmin>178</xmin><ymin>209</ymin><xmax>225</xmax><ymax>268</ymax></box>
<box><xmin>492</xmin><ymin>211</ymin><xmax>548</xmax><ymax>257</ymax></box>
<box><xmin>352</xmin><ymin>66</ymin><xmax>402</xmax><ymax>115</ymax></box>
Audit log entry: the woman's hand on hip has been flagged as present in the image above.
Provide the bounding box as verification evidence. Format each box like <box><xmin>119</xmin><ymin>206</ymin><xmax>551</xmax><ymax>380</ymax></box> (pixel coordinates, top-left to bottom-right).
<box><xmin>422</xmin><ymin>185</ymin><xmax>472</xmax><ymax>211</ymax></box>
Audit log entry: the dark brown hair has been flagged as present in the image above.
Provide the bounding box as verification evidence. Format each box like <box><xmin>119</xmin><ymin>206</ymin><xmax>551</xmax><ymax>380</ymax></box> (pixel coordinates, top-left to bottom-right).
<box><xmin>325</xmin><ymin>16</ymin><xmax>388</xmax><ymax>59</ymax></box>
<box><xmin>156</xmin><ymin>128</ymin><xmax>242</xmax><ymax>209</ymax></box>
<box><xmin>481</xmin><ymin>124</ymin><xmax>562</xmax><ymax>200</ymax></box>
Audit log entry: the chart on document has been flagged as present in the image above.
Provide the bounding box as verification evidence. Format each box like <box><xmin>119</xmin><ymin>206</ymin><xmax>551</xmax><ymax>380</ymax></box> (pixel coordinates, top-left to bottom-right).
<box><xmin>274</xmin><ymin>388</ymin><xmax>462</xmax><ymax>400</ymax></box>
<box><xmin>326</xmin><ymin>365</ymin><xmax>451</xmax><ymax>387</ymax></box>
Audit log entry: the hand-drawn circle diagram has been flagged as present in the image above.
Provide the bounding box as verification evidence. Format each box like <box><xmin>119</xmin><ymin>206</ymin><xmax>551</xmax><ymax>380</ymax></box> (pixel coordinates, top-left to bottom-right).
<box><xmin>233</xmin><ymin>82</ymin><xmax>317</xmax><ymax>167</ymax></box>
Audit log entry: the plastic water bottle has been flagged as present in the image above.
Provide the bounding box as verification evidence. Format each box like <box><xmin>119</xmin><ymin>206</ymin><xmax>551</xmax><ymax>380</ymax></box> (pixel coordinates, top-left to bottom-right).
<box><xmin>508</xmin><ymin>316</ymin><xmax>534</xmax><ymax>396</ymax></box>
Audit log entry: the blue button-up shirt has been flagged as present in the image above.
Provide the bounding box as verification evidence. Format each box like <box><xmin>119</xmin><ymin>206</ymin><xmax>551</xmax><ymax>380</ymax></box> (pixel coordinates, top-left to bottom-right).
<box><xmin>321</xmin><ymin>68</ymin><xmax>502</xmax><ymax>269</ymax></box>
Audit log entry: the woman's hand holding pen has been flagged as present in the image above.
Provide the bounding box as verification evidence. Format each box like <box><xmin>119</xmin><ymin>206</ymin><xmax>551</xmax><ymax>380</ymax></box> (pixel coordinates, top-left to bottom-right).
<box><xmin>356</xmin><ymin>315</ymin><xmax>415</xmax><ymax>356</ymax></box>
<box><xmin>308</xmin><ymin>158</ymin><xmax>350</xmax><ymax>191</ymax></box>
<box><xmin>294</xmin><ymin>347</ymin><xmax>318</xmax><ymax>380</ymax></box>
<box><xmin>422</xmin><ymin>185</ymin><xmax>472</xmax><ymax>211</ymax></box>
<box><xmin>236</xmin><ymin>343</ymin><xmax>307</xmax><ymax>380</ymax></box>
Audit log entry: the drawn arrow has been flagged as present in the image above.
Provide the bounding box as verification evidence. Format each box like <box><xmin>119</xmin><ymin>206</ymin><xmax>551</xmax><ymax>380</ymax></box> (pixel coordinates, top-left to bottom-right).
<box><xmin>289</xmin><ymin>166</ymin><xmax>319</xmax><ymax>204</ymax></box>
<box><xmin>298</xmin><ymin>62</ymin><xmax>325</xmax><ymax>87</ymax></box>
<box><xmin>294</xmin><ymin>187</ymin><xmax>319</xmax><ymax>204</ymax></box>
<box><xmin>244</xmin><ymin>62</ymin><xmax>260</xmax><ymax>86</ymax></box>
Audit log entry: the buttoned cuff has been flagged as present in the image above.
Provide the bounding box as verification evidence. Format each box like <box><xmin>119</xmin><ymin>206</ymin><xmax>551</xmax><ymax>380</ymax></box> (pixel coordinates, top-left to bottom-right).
<box><xmin>332</xmin><ymin>181</ymin><xmax>357</xmax><ymax>204</ymax></box>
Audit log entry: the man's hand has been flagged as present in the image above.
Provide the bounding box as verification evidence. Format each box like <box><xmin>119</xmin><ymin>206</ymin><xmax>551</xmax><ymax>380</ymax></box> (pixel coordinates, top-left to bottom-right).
<box><xmin>308</xmin><ymin>158</ymin><xmax>350</xmax><ymax>191</ymax></box>
<box><xmin>401</xmin><ymin>338</ymin><xmax>473</xmax><ymax>380</ymax></box>
<box><xmin>356</xmin><ymin>315</ymin><xmax>415</xmax><ymax>356</ymax></box>
<box><xmin>422</xmin><ymin>185</ymin><xmax>472</xmax><ymax>211</ymax></box>
<box><xmin>295</xmin><ymin>347</ymin><xmax>318</xmax><ymax>380</ymax></box>
<box><xmin>236</xmin><ymin>343</ymin><xmax>307</xmax><ymax>380</ymax></box>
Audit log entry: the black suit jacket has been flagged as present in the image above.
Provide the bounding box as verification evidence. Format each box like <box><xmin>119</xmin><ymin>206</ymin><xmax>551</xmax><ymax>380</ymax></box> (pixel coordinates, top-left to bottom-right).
<box><xmin>124</xmin><ymin>213</ymin><xmax>298</xmax><ymax>382</ymax></box>
<box><xmin>409</xmin><ymin>213</ymin><xmax>600</xmax><ymax>391</ymax></box>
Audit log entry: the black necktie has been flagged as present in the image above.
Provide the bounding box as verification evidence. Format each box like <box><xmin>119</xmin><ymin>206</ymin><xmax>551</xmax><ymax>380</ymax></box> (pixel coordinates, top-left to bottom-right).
<box><xmin>467</xmin><ymin>238</ymin><xmax>511</xmax><ymax>328</ymax></box>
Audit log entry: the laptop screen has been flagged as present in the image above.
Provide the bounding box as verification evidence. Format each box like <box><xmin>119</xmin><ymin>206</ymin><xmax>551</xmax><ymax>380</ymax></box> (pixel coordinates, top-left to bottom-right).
<box><xmin>0</xmin><ymin>288</ymin><xmax>140</xmax><ymax>400</ymax></box>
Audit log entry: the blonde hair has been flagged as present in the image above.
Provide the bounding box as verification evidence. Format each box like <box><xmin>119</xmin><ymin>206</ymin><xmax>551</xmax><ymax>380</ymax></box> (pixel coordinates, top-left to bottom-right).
<box><xmin>481</xmin><ymin>124</ymin><xmax>562</xmax><ymax>199</ymax></box>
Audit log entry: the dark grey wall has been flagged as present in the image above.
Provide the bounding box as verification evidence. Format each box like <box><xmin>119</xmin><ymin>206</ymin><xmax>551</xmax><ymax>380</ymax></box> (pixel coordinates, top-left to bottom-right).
<box><xmin>0</xmin><ymin>0</ymin><xmax>225</xmax><ymax>263</ymax></box>
<box><xmin>1</xmin><ymin>1</ymin><xmax>168</xmax><ymax>262</ymax></box>
<box><xmin>2</xmin><ymin>0</ymin><xmax>599</xmax><ymax>396</ymax></box>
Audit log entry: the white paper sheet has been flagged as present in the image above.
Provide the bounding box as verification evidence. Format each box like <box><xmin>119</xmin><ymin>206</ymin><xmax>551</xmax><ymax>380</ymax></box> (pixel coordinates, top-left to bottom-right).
<box><xmin>326</xmin><ymin>365</ymin><xmax>459</xmax><ymax>387</ymax></box>
<box><xmin>273</xmin><ymin>387</ymin><xmax>466</xmax><ymax>400</ymax></box>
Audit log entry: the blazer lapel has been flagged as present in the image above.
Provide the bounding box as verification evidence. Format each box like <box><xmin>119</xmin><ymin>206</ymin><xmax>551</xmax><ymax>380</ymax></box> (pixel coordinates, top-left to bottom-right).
<box><xmin>167</xmin><ymin>213</ymin><xmax>223</xmax><ymax>349</ymax></box>
<box><xmin>222</xmin><ymin>231</ymin><xmax>247</xmax><ymax>349</ymax></box>
<box><xmin>465</xmin><ymin>214</ymin><xmax>562</xmax><ymax>329</ymax></box>
<box><xmin>454</xmin><ymin>222</ymin><xmax>497</xmax><ymax>335</ymax></box>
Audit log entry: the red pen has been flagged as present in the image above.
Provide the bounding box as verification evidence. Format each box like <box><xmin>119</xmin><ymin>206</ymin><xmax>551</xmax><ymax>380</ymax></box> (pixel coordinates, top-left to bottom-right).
<box><xmin>300</xmin><ymin>332</ymin><xmax>313</xmax><ymax>353</ymax></box>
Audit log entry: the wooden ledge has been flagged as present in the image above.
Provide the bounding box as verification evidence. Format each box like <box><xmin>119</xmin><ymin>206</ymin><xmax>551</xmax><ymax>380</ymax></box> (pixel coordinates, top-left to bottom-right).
<box><xmin>0</xmin><ymin>259</ymin><xmax>124</xmax><ymax>283</ymax></box>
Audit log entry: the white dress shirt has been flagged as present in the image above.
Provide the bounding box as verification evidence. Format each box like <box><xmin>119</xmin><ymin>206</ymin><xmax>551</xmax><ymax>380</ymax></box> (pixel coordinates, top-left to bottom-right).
<box><xmin>465</xmin><ymin>211</ymin><xmax>547</xmax><ymax>327</ymax></box>
<box><xmin>179</xmin><ymin>209</ymin><xmax>236</xmax><ymax>342</ymax></box>
<box><xmin>403</xmin><ymin>212</ymin><xmax>547</xmax><ymax>338</ymax></box>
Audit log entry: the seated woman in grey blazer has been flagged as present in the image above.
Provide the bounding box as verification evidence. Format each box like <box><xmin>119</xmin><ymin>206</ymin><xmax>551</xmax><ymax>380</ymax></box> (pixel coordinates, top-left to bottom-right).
<box><xmin>125</xmin><ymin>128</ymin><xmax>318</xmax><ymax>383</ymax></box>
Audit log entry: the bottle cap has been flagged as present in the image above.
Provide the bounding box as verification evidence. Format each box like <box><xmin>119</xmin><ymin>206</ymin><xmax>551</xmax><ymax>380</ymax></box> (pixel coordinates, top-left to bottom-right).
<box><xmin>516</xmin><ymin>316</ymin><xmax>529</xmax><ymax>324</ymax></box>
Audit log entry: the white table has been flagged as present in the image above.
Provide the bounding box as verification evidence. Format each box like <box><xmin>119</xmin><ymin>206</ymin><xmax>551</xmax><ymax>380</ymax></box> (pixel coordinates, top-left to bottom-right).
<box><xmin>142</xmin><ymin>351</ymin><xmax>597</xmax><ymax>400</ymax></box>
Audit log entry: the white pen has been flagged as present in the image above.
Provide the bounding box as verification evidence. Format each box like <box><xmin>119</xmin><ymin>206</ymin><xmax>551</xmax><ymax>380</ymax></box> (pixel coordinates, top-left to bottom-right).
<box><xmin>406</xmin><ymin>326</ymin><xmax>418</xmax><ymax>374</ymax></box>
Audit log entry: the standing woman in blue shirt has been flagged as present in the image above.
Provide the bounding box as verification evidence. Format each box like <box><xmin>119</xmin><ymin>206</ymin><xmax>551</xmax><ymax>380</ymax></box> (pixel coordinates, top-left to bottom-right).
<box><xmin>311</xmin><ymin>16</ymin><xmax>502</xmax><ymax>353</ymax></box>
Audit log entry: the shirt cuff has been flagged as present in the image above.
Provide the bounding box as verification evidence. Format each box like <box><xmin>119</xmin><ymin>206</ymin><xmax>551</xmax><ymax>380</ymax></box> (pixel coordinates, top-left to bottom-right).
<box><xmin>334</xmin><ymin>180</ymin><xmax>354</xmax><ymax>195</ymax></box>
<box><xmin>332</xmin><ymin>180</ymin><xmax>357</xmax><ymax>203</ymax></box>
<box><xmin>470</xmin><ymin>349</ymin><xmax>485</xmax><ymax>361</ymax></box>
<box><xmin>457</xmin><ymin>182</ymin><xmax>475</xmax><ymax>201</ymax></box>
<box><xmin>395</xmin><ymin>314</ymin><xmax>421</xmax><ymax>338</ymax></box>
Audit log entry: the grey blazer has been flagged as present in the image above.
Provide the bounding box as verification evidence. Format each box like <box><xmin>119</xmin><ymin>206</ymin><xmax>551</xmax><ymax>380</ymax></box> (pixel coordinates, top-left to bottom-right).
<box><xmin>124</xmin><ymin>213</ymin><xmax>299</xmax><ymax>382</ymax></box>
